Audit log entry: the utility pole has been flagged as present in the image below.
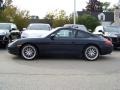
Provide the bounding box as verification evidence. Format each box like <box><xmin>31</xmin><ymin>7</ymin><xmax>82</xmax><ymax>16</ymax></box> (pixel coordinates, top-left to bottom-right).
<box><xmin>73</xmin><ymin>0</ymin><xmax>76</xmax><ymax>24</ymax></box>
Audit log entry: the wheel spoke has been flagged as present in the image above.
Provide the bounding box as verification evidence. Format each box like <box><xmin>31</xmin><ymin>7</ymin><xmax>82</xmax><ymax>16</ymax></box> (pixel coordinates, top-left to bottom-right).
<box><xmin>22</xmin><ymin>45</ymin><xmax>37</xmax><ymax>60</ymax></box>
<box><xmin>85</xmin><ymin>46</ymin><xmax>99</xmax><ymax>61</ymax></box>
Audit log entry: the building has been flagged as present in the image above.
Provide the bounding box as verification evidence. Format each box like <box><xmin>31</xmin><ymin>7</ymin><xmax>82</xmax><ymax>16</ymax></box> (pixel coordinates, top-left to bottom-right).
<box><xmin>113</xmin><ymin>0</ymin><xmax>120</xmax><ymax>25</ymax></box>
<box><xmin>76</xmin><ymin>0</ymin><xmax>120</xmax><ymax>26</ymax></box>
<box><xmin>77</xmin><ymin>11</ymin><xmax>114</xmax><ymax>26</ymax></box>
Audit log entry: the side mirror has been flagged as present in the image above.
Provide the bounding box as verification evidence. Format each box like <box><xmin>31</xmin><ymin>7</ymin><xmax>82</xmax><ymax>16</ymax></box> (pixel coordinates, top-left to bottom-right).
<box><xmin>50</xmin><ymin>34</ymin><xmax>55</xmax><ymax>40</ymax></box>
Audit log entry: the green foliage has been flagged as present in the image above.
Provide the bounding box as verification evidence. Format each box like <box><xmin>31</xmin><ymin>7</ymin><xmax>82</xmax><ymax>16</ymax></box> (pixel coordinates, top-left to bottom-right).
<box><xmin>86</xmin><ymin>0</ymin><xmax>103</xmax><ymax>12</ymax></box>
<box><xmin>77</xmin><ymin>14</ymin><xmax>100</xmax><ymax>32</ymax></box>
<box><xmin>0</xmin><ymin>0</ymin><xmax>30</xmax><ymax>30</ymax></box>
<box><xmin>4</xmin><ymin>0</ymin><xmax>12</xmax><ymax>7</ymax></box>
<box><xmin>85</xmin><ymin>1</ymin><xmax>114</xmax><ymax>12</ymax></box>
<box><xmin>44</xmin><ymin>10</ymin><xmax>71</xmax><ymax>28</ymax></box>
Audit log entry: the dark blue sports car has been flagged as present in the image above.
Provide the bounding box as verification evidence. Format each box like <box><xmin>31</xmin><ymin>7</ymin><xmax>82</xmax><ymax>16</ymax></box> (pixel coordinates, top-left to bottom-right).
<box><xmin>8</xmin><ymin>27</ymin><xmax>113</xmax><ymax>61</ymax></box>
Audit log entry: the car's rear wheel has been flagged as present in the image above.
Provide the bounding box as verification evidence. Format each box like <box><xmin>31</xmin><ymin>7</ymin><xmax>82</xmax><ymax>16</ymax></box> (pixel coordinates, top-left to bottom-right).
<box><xmin>84</xmin><ymin>46</ymin><xmax>99</xmax><ymax>61</ymax></box>
<box><xmin>21</xmin><ymin>44</ymin><xmax>37</xmax><ymax>60</ymax></box>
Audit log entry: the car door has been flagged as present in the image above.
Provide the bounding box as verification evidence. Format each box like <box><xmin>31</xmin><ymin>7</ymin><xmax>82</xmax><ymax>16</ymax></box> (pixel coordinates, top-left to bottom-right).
<box><xmin>45</xmin><ymin>28</ymin><xmax>77</xmax><ymax>55</ymax></box>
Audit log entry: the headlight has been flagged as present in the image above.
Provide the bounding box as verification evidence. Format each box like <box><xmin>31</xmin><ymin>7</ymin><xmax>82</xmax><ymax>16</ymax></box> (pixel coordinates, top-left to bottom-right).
<box><xmin>104</xmin><ymin>32</ymin><xmax>117</xmax><ymax>37</ymax></box>
<box><xmin>2</xmin><ymin>36</ymin><xmax>7</xmax><ymax>40</ymax></box>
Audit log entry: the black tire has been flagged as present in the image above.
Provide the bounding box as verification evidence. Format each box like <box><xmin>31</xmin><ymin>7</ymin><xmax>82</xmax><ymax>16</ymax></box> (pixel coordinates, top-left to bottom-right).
<box><xmin>21</xmin><ymin>44</ymin><xmax>38</xmax><ymax>60</ymax></box>
<box><xmin>84</xmin><ymin>46</ymin><xmax>99</xmax><ymax>61</ymax></box>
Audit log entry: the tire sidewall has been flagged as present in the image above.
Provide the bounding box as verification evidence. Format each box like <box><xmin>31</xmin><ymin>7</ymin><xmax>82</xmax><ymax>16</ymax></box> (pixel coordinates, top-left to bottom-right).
<box><xmin>21</xmin><ymin>44</ymin><xmax>37</xmax><ymax>60</ymax></box>
<box><xmin>84</xmin><ymin>46</ymin><xmax>99</xmax><ymax>61</ymax></box>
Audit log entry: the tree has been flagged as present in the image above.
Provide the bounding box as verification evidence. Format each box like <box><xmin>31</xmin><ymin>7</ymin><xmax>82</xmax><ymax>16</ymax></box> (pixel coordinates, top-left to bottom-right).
<box><xmin>101</xmin><ymin>2</ymin><xmax>115</xmax><ymax>12</ymax></box>
<box><xmin>4</xmin><ymin>0</ymin><xmax>12</xmax><ymax>7</ymax></box>
<box><xmin>86</xmin><ymin>0</ymin><xmax>103</xmax><ymax>12</ymax></box>
<box><xmin>0</xmin><ymin>0</ymin><xmax>30</xmax><ymax>30</ymax></box>
<box><xmin>44</xmin><ymin>10</ymin><xmax>71</xmax><ymax>27</ymax></box>
<box><xmin>77</xmin><ymin>14</ymin><xmax>100</xmax><ymax>32</ymax></box>
<box><xmin>101</xmin><ymin>2</ymin><xmax>110</xmax><ymax>12</ymax></box>
<box><xmin>44</xmin><ymin>11</ymin><xmax>55</xmax><ymax>27</ymax></box>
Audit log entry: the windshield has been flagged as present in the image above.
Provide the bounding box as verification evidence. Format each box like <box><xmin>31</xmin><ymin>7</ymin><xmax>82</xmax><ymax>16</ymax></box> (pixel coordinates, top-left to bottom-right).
<box><xmin>104</xmin><ymin>26</ymin><xmax>120</xmax><ymax>33</ymax></box>
<box><xmin>38</xmin><ymin>27</ymin><xmax>60</xmax><ymax>38</ymax></box>
<box><xmin>0</xmin><ymin>24</ymin><xmax>10</xmax><ymax>30</ymax></box>
<box><xmin>27</xmin><ymin>24</ymin><xmax>51</xmax><ymax>30</ymax></box>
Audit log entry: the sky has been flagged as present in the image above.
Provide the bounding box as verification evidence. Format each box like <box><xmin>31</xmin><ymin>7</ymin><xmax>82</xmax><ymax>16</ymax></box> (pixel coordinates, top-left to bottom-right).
<box><xmin>12</xmin><ymin>0</ymin><xmax>119</xmax><ymax>18</ymax></box>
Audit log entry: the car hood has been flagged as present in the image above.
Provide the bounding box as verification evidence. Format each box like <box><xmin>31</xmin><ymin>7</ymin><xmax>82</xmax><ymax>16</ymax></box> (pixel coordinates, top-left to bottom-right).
<box><xmin>21</xmin><ymin>30</ymin><xmax>50</xmax><ymax>38</ymax></box>
<box><xmin>104</xmin><ymin>32</ymin><xmax>120</xmax><ymax>37</ymax></box>
<box><xmin>0</xmin><ymin>29</ymin><xmax>9</xmax><ymax>35</ymax></box>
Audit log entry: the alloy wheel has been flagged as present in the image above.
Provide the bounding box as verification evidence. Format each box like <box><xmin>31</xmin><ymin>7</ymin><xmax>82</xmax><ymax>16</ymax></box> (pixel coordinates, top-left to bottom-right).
<box><xmin>21</xmin><ymin>44</ymin><xmax>37</xmax><ymax>60</ymax></box>
<box><xmin>84</xmin><ymin>46</ymin><xmax>99</xmax><ymax>61</ymax></box>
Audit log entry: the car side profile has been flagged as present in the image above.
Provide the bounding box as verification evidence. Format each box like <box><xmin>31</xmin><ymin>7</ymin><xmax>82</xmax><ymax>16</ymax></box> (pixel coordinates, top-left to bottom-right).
<box><xmin>8</xmin><ymin>27</ymin><xmax>113</xmax><ymax>61</ymax></box>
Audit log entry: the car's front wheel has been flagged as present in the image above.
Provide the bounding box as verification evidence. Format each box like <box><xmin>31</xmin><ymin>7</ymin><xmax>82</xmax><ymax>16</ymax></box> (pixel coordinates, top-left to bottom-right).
<box><xmin>21</xmin><ymin>44</ymin><xmax>37</xmax><ymax>60</ymax></box>
<box><xmin>84</xmin><ymin>46</ymin><xmax>99</xmax><ymax>61</ymax></box>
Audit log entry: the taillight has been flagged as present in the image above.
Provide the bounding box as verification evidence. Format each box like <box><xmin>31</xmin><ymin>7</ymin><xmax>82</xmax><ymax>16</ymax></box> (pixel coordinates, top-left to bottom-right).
<box><xmin>104</xmin><ymin>38</ymin><xmax>112</xmax><ymax>46</ymax></box>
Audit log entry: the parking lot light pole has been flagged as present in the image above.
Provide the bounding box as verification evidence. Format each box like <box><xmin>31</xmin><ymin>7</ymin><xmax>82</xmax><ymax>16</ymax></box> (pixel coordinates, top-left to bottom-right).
<box><xmin>74</xmin><ymin>0</ymin><xmax>76</xmax><ymax>25</ymax></box>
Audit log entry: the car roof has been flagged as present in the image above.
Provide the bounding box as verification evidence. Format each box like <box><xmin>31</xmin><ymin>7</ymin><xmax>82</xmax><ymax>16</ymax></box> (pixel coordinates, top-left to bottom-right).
<box><xmin>29</xmin><ymin>23</ymin><xmax>50</xmax><ymax>25</ymax></box>
<box><xmin>0</xmin><ymin>23</ymin><xmax>14</xmax><ymax>24</ymax></box>
<box><xmin>63</xmin><ymin>24</ymin><xmax>88</xmax><ymax>31</ymax></box>
<box><xmin>53</xmin><ymin>27</ymin><xmax>90</xmax><ymax>34</ymax></box>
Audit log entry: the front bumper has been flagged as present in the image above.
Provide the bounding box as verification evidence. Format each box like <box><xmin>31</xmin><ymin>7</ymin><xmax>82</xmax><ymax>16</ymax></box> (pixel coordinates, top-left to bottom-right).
<box><xmin>8</xmin><ymin>45</ymin><xmax>20</xmax><ymax>55</ymax></box>
<box><xmin>111</xmin><ymin>37</ymin><xmax>120</xmax><ymax>47</ymax></box>
<box><xmin>0</xmin><ymin>35</ymin><xmax>8</xmax><ymax>45</ymax></box>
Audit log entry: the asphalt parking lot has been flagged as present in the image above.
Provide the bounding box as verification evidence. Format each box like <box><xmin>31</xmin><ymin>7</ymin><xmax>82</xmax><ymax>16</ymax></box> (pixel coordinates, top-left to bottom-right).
<box><xmin>0</xmin><ymin>48</ymin><xmax>120</xmax><ymax>90</ymax></box>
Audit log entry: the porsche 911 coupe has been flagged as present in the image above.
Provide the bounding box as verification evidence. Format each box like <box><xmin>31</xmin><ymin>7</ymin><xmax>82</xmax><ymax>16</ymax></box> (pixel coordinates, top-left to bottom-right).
<box><xmin>8</xmin><ymin>27</ymin><xmax>113</xmax><ymax>61</ymax></box>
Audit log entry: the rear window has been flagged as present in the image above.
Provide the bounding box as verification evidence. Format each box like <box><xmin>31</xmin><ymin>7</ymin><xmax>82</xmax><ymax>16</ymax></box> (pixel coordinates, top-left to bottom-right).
<box><xmin>76</xmin><ymin>30</ymin><xmax>91</xmax><ymax>38</ymax></box>
<box><xmin>27</xmin><ymin>24</ymin><xmax>51</xmax><ymax>30</ymax></box>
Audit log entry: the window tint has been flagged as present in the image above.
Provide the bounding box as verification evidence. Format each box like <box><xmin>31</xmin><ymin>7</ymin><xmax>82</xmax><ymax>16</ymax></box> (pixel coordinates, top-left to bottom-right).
<box><xmin>27</xmin><ymin>24</ymin><xmax>51</xmax><ymax>30</ymax></box>
<box><xmin>55</xmin><ymin>29</ymin><xmax>76</xmax><ymax>38</ymax></box>
<box><xmin>76</xmin><ymin>31</ymin><xmax>90</xmax><ymax>38</ymax></box>
<box><xmin>0</xmin><ymin>24</ymin><xmax>10</xmax><ymax>30</ymax></box>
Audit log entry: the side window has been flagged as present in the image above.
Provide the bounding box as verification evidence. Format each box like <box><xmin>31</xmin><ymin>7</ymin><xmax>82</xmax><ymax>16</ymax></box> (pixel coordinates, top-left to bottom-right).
<box><xmin>55</xmin><ymin>29</ymin><xmax>76</xmax><ymax>38</ymax></box>
<box><xmin>76</xmin><ymin>31</ymin><xmax>90</xmax><ymax>38</ymax></box>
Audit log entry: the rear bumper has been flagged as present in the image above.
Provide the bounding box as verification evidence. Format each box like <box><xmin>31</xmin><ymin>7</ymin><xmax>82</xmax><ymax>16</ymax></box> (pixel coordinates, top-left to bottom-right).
<box><xmin>100</xmin><ymin>46</ymin><xmax>113</xmax><ymax>55</ymax></box>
